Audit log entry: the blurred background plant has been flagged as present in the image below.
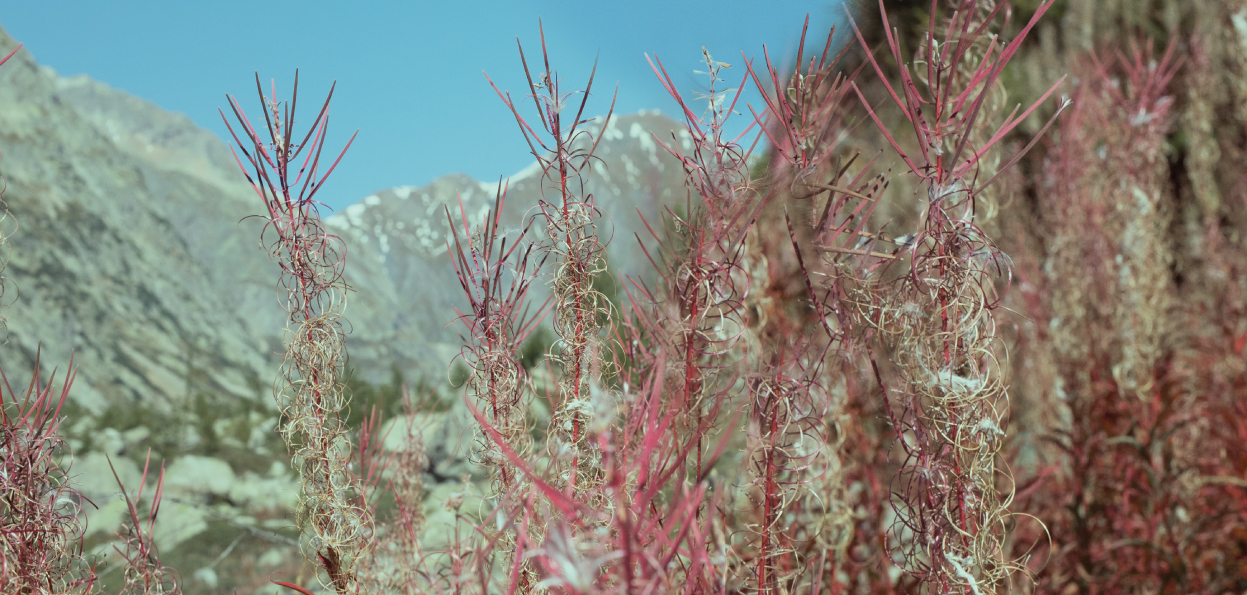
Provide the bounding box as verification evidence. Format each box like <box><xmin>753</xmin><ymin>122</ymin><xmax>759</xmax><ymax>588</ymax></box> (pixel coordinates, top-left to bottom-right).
<box><xmin>105</xmin><ymin>453</ymin><xmax>180</xmax><ymax>595</ymax></box>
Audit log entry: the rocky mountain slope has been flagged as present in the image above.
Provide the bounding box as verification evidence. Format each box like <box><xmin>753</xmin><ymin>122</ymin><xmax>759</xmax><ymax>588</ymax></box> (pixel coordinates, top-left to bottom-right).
<box><xmin>0</xmin><ymin>29</ymin><xmax>274</xmax><ymax>415</ymax></box>
<box><xmin>0</xmin><ymin>25</ymin><xmax>690</xmax><ymax>414</ymax></box>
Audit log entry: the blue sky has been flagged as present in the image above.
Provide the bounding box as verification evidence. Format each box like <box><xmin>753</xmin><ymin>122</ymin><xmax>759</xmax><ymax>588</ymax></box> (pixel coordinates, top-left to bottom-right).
<box><xmin>2</xmin><ymin>1</ymin><xmax>844</xmax><ymax>213</ymax></box>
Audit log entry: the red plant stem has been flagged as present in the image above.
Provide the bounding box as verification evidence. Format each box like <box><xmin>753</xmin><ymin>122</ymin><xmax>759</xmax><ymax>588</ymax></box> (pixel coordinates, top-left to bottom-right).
<box><xmin>554</xmin><ymin>110</ymin><xmax>589</xmax><ymax>494</ymax></box>
<box><xmin>931</xmin><ymin>202</ymin><xmax>972</xmax><ymax>550</ymax></box>
<box><xmin>485</xmin><ymin>330</ymin><xmax>514</xmax><ymax>491</ymax></box>
<box><xmin>759</xmin><ymin>408</ymin><xmax>780</xmax><ymax>594</ymax></box>
<box><xmin>684</xmin><ymin>245</ymin><xmax>705</xmax><ymax>481</ymax></box>
<box><xmin>564</xmin><ymin>290</ymin><xmax>585</xmax><ymax>495</ymax></box>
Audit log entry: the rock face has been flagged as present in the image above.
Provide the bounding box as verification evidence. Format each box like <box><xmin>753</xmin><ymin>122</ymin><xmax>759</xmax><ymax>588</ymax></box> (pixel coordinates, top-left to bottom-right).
<box><xmin>0</xmin><ymin>28</ymin><xmax>275</xmax><ymax>415</ymax></box>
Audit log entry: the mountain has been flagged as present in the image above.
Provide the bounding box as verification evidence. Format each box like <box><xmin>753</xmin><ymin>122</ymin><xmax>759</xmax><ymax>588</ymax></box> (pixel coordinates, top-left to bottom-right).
<box><xmin>0</xmin><ymin>29</ymin><xmax>274</xmax><ymax>414</ymax></box>
<box><xmin>322</xmin><ymin>109</ymin><xmax>694</xmax><ymax>382</ymax></box>
<box><xmin>0</xmin><ymin>25</ymin><xmax>691</xmax><ymax>414</ymax></box>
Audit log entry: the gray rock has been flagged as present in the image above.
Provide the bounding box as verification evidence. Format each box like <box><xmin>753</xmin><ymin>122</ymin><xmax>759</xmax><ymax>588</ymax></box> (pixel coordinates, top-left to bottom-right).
<box><xmin>380</xmin><ymin>398</ymin><xmax>483</xmax><ymax>483</ymax></box>
<box><xmin>72</xmin><ymin>451</ymin><xmax>141</xmax><ymax>539</ymax></box>
<box><xmin>95</xmin><ymin>427</ymin><xmax>125</xmax><ymax>457</ymax></box>
<box><xmin>192</xmin><ymin>567</ymin><xmax>219</xmax><ymax>589</ymax></box>
<box><xmin>227</xmin><ymin>462</ymin><xmax>300</xmax><ymax>512</ymax></box>
<box><xmin>164</xmin><ymin>454</ymin><xmax>235</xmax><ymax>499</ymax></box>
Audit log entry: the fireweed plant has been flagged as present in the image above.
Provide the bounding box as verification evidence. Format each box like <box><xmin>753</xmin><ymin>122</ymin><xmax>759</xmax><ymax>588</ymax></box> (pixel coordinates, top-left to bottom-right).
<box><xmin>21</xmin><ymin>0</ymin><xmax>1247</xmax><ymax>591</ymax></box>
<box><xmin>646</xmin><ymin>42</ymin><xmax>862</xmax><ymax>593</ymax></box>
<box><xmin>0</xmin><ymin>351</ymin><xmax>94</xmax><ymax>595</ymax></box>
<box><xmin>446</xmin><ymin>179</ymin><xmax>548</xmax><ymax>587</ymax></box>
<box><xmin>291</xmin><ymin>1</ymin><xmax>1069</xmax><ymax>591</ymax></box>
<box><xmin>640</xmin><ymin>46</ymin><xmax>777</xmax><ymax>592</ymax></box>
<box><xmin>432</xmin><ymin>29</ymin><xmax>766</xmax><ymax>594</ymax></box>
<box><xmin>455</xmin><ymin>18</ymin><xmax>848</xmax><ymax>595</ymax></box>
<box><xmin>1012</xmin><ymin>40</ymin><xmax>1247</xmax><ymax>594</ymax></box>
<box><xmin>221</xmin><ymin>73</ymin><xmax>375</xmax><ymax>593</ymax></box>
<box><xmin>356</xmin><ymin>389</ymin><xmax>430</xmax><ymax>594</ymax></box>
<box><xmin>831</xmin><ymin>0</ymin><xmax>1065</xmax><ymax>592</ymax></box>
<box><xmin>481</xmin><ymin>25</ymin><xmax>631</xmax><ymax>588</ymax></box>
<box><xmin>747</xmin><ymin>18</ymin><xmax>871</xmax><ymax>589</ymax></box>
<box><xmin>486</xmin><ymin>26</ymin><xmax>619</xmax><ymax>508</ymax></box>
<box><xmin>642</xmin><ymin>45</ymin><xmax>760</xmax><ymax>499</ymax></box>
<box><xmin>106</xmin><ymin>454</ymin><xmax>180</xmax><ymax>595</ymax></box>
